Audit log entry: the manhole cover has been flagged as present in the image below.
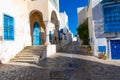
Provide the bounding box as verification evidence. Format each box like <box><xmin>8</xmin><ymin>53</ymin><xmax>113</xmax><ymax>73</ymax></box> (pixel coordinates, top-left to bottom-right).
<box><xmin>50</xmin><ymin>71</ymin><xmax>66</xmax><ymax>79</ymax></box>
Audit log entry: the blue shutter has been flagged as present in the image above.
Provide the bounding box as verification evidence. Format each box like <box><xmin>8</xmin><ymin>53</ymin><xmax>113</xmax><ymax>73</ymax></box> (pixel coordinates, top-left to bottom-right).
<box><xmin>10</xmin><ymin>17</ymin><xmax>14</xmax><ymax>40</ymax></box>
<box><xmin>103</xmin><ymin>4</ymin><xmax>120</xmax><ymax>32</ymax></box>
<box><xmin>4</xmin><ymin>14</ymin><xmax>14</xmax><ymax>40</ymax></box>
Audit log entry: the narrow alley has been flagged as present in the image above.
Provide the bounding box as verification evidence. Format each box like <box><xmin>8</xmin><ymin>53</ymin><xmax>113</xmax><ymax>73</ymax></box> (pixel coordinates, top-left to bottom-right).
<box><xmin>0</xmin><ymin>42</ymin><xmax>120</xmax><ymax>80</ymax></box>
<box><xmin>1</xmin><ymin>0</ymin><xmax>120</xmax><ymax>80</ymax></box>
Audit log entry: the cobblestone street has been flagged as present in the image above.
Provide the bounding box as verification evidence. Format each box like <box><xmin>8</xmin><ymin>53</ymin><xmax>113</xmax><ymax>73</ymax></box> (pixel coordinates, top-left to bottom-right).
<box><xmin>0</xmin><ymin>42</ymin><xmax>120</xmax><ymax>80</ymax></box>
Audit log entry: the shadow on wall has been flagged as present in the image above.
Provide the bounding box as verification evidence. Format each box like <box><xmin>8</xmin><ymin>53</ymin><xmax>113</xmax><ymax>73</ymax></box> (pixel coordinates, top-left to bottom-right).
<box><xmin>39</xmin><ymin>45</ymin><xmax>56</xmax><ymax>62</ymax></box>
<box><xmin>92</xmin><ymin>2</ymin><xmax>103</xmax><ymax>20</ymax></box>
<box><xmin>40</xmin><ymin>32</ymin><xmax>45</xmax><ymax>45</ymax></box>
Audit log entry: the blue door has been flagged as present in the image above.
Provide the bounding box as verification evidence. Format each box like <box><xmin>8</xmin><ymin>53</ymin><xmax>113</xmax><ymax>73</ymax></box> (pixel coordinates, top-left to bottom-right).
<box><xmin>33</xmin><ymin>22</ymin><xmax>40</xmax><ymax>46</ymax></box>
<box><xmin>110</xmin><ymin>40</ymin><xmax>120</xmax><ymax>59</ymax></box>
<box><xmin>49</xmin><ymin>31</ymin><xmax>52</xmax><ymax>43</ymax></box>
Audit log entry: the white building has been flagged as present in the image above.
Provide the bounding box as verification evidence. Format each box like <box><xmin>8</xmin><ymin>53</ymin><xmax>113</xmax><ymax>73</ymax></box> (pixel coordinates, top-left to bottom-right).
<box><xmin>59</xmin><ymin>12</ymin><xmax>73</xmax><ymax>46</ymax></box>
<box><xmin>88</xmin><ymin>0</ymin><xmax>120</xmax><ymax>59</ymax></box>
<box><xmin>0</xmin><ymin>0</ymin><xmax>60</xmax><ymax>63</ymax></box>
<box><xmin>77</xmin><ymin>6</ymin><xmax>88</xmax><ymax>45</ymax></box>
<box><xmin>77</xmin><ymin>6</ymin><xmax>88</xmax><ymax>26</ymax></box>
<box><xmin>88</xmin><ymin>0</ymin><xmax>107</xmax><ymax>57</ymax></box>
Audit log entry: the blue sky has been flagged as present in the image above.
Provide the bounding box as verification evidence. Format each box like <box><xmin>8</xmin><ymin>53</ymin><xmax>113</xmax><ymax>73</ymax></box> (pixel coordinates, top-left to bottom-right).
<box><xmin>59</xmin><ymin>0</ymin><xmax>88</xmax><ymax>35</ymax></box>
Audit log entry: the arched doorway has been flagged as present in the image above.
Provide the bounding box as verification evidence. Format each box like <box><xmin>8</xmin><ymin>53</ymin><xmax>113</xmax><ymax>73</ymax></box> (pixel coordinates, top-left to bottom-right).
<box><xmin>29</xmin><ymin>11</ymin><xmax>45</xmax><ymax>45</ymax></box>
<box><xmin>51</xmin><ymin>11</ymin><xmax>59</xmax><ymax>44</ymax></box>
<box><xmin>33</xmin><ymin>22</ymin><xmax>40</xmax><ymax>46</ymax></box>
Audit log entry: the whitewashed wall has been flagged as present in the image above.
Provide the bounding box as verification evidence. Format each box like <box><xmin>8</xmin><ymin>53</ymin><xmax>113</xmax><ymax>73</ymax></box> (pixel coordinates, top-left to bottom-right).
<box><xmin>77</xmin><ymin>6</ymin><xmax>87</xmax><ymax>25</ymax></box>
<box><xmin>88</xmin><ymin>0</ymin><xmax>107</xmax><ymax>56</ymax></box>
<box><xmin>60</xmin><ymin>12</ymin><xmax>72</xmax><ymax>46</ymax></box>
<box><xmin>0</xmin><ymin>0</ymin><xmax>60</xmax><ymax>63</ymax></box>
<box><xmin>0</xmin><ymin>0</ymin><xmax>31</xmax><ymax>63</ymax></box>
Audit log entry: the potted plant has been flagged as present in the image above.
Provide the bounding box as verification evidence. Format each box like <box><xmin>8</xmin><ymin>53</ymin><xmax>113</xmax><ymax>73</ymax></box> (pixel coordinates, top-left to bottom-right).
<box><xmin>87</xmin><ymin>45</ymin><xmax>91</xmax><ymax>51</ymax></box>
<box><xmin>99</xmin><ymin>52</ymin><xmax>107</xmax><ymax>60</ymax></box>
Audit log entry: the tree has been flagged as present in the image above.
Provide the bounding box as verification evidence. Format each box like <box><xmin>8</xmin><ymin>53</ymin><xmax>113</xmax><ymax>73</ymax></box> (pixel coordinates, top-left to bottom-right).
<box><xmin>77</xmin><ymin>20</ymin><xmax>89</xmax><ymax>45</ymax></box>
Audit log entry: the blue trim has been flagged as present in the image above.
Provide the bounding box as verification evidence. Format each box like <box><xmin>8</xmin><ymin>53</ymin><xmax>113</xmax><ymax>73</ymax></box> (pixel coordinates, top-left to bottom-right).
<box><xmin>98</xmin><ymin>46</ymin><xmax>106</xmax><ymax>52</ymax></box>
<box><xmin>3</xmin><ymin>14</ymin><xmax>14</xmax><ymax>40</ymax></box>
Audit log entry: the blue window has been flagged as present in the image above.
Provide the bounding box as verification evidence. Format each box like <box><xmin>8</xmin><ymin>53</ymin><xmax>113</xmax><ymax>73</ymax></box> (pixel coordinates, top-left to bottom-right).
<box><xmin>103</xmin><ymin>4</ymin><xmax>120</xmax><ymax>32</ymax></box>
<box><xmin>4</xmin><ymin>14</ymin><xmax>14</xmax><ymax>40</ymax></box>
<box><xmin>49</xmin><ymin>31</ymin><xmax>52</xmax><ymax>42</ymax></box>
<box><xmin>101</xmin><ymin>0</ymin><xmax>114</xmax><ymax>3</ymax></box>
<box><xmin>98</xmin><ymin>46</ymin><xmax>106</xmax><ymax>52</ymax></box>
<box><xmin>60</xmin><ymin>29</ymin><xmax>63</xmax><ymax>33</ymax></box>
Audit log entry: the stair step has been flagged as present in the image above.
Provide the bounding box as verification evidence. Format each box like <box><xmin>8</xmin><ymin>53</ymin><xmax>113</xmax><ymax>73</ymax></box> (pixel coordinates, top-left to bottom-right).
<box><xmin>15</xmin><ymin>55</ymin><xmax>40</xmax><ymax>57</ymax></box>
<box><xmin>12</xmin><ymin>57</ymin><xmax>38</xmax><ymax>60</ymax></box>
<box><xmin>21</xmin><ymin>49</ymin><xmax>44</xmax><ymax>52</ymax></box>
<box><xmin>10</xmin><ymin>59</ymin><xmax>37</xmax><ymax>63</ymax></box>
<box><xmin>10</xmin><ymin>45</ymin><xmax>46</xmax><ymax>63</ymax></box>
<box><xmin>15</xmin><ymin>55</ymin><xmax>40</xmax><ymax>59</ymax></box>
<box><xmin>24</xmin><ymin>48</ymin><xmax>45</xmax><ymax>50</ymax></box>
<box><xmin>17</xmin><ymin>52</ymin><xmax>43</xmax><ymax>56</ymax></box>
<box><xmin>24</xmin><ymin>46</ymin><xmax>46</xmax><ymax>49</ymax></box>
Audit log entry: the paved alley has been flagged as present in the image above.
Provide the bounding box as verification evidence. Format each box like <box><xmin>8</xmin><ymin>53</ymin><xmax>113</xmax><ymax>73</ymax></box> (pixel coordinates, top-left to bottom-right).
<box><xmin>0</xmin><ymin>42</ymin><xmax>120</xmax><ymax>80</ymax></box>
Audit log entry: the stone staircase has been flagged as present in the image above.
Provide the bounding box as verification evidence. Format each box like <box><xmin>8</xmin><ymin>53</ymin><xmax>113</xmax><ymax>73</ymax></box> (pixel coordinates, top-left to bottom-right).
<box><xmin>10</xmin><ymin>45</ymin><xmax>46</xmax><ymax>63</ymax></box>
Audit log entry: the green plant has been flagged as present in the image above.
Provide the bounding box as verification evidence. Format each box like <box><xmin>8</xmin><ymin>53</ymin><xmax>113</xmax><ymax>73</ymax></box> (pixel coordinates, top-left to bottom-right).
<box><xmin>77</xmin><ymin>20</ymin><xmax>89</xmax><ymax>45</ymax></box>
<box><xmin>99</xmin><ymin>52</ymin><xmax>107</xmax><ymax>60</ymax></box>
<box><xmin>87</xmin><ymin>45</ymin><xmax>91</xmax><ymax>51</ymax></box>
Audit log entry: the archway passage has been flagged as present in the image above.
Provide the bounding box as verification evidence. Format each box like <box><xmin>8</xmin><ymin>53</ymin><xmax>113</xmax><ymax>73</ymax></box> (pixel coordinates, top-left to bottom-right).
<box><xmin>51</xmin><ymin>11</ymin><xmax>59</xmax><ymax>44</ymax></box>
<box><xmin>33</xmin><ymin>22</ymin><xmax>40</xmax><ymax>46</ymax></box>
<box><xmin>30</xmin><ymin>11</ymin><xmax>45</xmax><ymax>45</ymax></box>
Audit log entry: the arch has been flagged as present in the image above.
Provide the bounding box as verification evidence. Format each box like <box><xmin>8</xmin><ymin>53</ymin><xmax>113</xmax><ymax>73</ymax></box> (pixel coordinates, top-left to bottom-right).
<box><xmin>51</xmin><ymin>11</ymin><xmax>60</xmax><ymax>44</ymax></box>
<box><xmin>29</xmin><ymin>10</ymin><xmax>45</xmax><ymax>45</ymax></box>
<box><xmin>51</xmin><ymin>11</ymin><xmax>58</xmax><ymax>24</ymax></box>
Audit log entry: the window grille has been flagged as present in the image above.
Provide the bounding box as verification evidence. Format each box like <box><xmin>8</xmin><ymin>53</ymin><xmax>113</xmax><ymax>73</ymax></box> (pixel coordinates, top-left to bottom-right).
<box><xmin>4</xmin><ymin>14</ymin><xmax>14</xmax><ymax>40</ymax></box>
<box><xmin>103</xmin><ymin>4</ymin><xmax>120</xmax><ymax>32</ymax></box>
